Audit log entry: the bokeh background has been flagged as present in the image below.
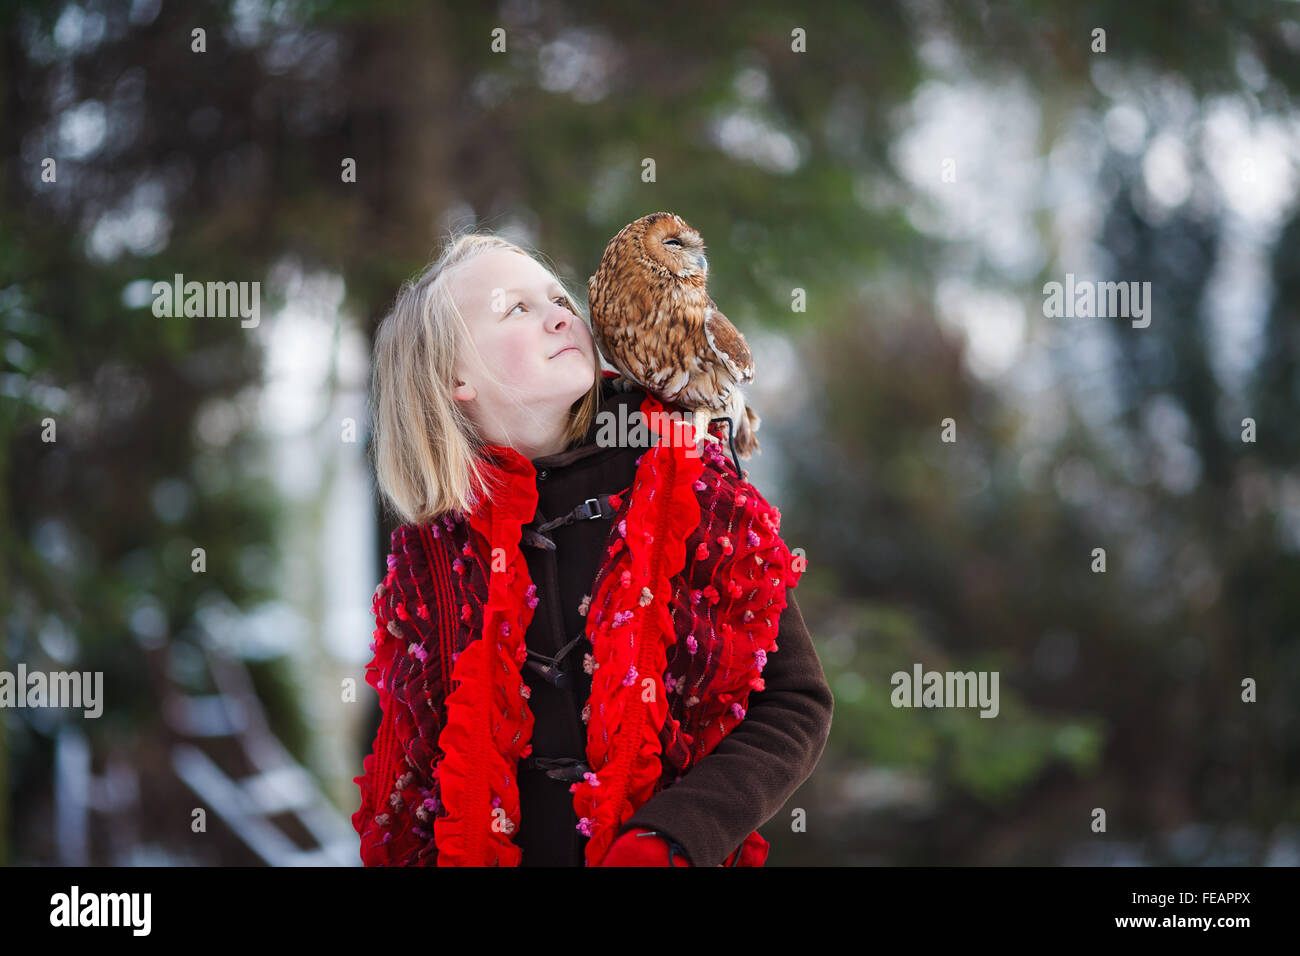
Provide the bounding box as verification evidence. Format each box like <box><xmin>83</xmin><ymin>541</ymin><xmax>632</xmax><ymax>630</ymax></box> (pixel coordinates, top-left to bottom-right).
<box><xmin>3</xmin><ymin>0</ymin><xmax>1298</xmax><ymax>866</ymax></box>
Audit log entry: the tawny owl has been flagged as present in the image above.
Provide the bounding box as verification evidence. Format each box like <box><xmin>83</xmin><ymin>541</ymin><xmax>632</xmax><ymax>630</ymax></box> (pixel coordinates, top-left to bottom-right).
<box><xmin>587</xmin><ymin>211</ymin><xmax>760</xmax><ymax>467</ymax></box>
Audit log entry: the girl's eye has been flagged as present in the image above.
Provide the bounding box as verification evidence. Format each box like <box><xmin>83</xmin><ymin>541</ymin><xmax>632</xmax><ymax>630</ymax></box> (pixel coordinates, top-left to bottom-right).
<box><xmin>506</xmin><ymin>297</ymin><xmax>569</xmax><ymax>316</ymax></box>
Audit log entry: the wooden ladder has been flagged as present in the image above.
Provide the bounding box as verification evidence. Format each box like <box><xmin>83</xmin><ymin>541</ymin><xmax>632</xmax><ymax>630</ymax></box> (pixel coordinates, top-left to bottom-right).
<box><xmin>157</xmin><ymin>637</ymin><xmax>359</xmax><ymax>866</ymax></box>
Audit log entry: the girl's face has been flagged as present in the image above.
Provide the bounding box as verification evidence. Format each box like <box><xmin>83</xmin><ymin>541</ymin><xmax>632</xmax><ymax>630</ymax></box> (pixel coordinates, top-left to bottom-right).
<box><xmin>447</xmin><ymin>248</ymin><xmax>597</xmax><ymax>457</ymax></box>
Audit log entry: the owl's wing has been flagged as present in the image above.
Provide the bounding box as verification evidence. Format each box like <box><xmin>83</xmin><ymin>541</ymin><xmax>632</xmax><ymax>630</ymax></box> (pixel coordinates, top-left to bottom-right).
<box><xmin>702</xmin><ymin>295</ymin><xmax>754</xmax><ymax>383</ymax></box>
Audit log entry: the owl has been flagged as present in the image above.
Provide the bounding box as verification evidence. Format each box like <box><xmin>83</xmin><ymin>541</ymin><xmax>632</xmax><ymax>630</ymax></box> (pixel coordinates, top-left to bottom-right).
<box><xmin>587</xmin><ymin>212</ymin><xmax>760</xmax><ymax>465</ymax></box>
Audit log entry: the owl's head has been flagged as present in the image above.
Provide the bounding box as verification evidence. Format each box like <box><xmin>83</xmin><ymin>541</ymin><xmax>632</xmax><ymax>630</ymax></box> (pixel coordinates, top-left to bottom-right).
<box><xmin>637</xmin><ymin>212</ymin><xmax>707</xmax><ymax>282</ymax></box>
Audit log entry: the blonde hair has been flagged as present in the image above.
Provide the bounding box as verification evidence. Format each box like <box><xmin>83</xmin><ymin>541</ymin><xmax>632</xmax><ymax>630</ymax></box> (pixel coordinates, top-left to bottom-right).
<box><xmin>369</xmin><ymin>230</ymin><xmax>603</xmax><ymax>526</ymax></box>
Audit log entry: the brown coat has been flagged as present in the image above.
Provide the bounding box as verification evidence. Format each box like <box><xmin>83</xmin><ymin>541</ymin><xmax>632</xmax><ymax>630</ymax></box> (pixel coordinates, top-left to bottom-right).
<box><xmin>515</xmin><ymin>377</ymin><xmax>834</xmax><ymax>866</ymax></box>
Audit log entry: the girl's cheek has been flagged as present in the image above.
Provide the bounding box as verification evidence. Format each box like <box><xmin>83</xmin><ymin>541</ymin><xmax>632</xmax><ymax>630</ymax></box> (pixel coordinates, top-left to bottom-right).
<box><xmin>501</xmin><ymin>336</ymin><xmax>537</xmax><ymax>376</ymax></box>
<box><xmin>570</xmin><ymin>321</ymin><xmax>592</xmax><ymax>352</ymax></box>
<box><xmin>480</xmin><ymin>327</ymin><xmax>518</xmax><ymax>369</ymax></box>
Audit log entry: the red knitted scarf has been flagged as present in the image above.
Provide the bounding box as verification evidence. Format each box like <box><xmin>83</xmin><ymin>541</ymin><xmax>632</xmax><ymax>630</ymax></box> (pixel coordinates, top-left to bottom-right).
<box><xmin>354</xmin><ymin>392</ymin><xmax>803</xmax><ymax>866</ymax></box>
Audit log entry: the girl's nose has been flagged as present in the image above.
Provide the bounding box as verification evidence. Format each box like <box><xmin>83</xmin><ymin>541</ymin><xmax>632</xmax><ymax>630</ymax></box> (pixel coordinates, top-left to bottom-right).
<box><xmin>547</xmin><ymin>305</ymin><xmax>572</xmax><ymax>330</ymax></box>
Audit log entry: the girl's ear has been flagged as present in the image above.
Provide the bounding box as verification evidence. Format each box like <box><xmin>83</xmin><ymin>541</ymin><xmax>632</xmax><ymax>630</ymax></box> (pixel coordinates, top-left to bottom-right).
<box><xmin>452</xmin><ymin>379</ymin><xmax>476</xmax><ymax>402</ymax></box>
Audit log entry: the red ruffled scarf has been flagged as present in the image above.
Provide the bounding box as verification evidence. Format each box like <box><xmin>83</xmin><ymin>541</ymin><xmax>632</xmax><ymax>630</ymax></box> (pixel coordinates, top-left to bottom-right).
<box><xmin>355</xmin><ymin>392</ymin><xmax>803</xmax><ymax>866</ymax></box>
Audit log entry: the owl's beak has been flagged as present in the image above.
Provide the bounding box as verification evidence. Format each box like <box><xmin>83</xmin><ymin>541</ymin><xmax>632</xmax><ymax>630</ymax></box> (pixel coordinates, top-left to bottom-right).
<box><xmin>694</xmin><ymin>253</ymin><xmax>707</xmax><ymax>273</ymax></box>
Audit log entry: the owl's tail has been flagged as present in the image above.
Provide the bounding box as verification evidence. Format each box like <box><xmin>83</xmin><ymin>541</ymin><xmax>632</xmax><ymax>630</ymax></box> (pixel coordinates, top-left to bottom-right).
<box><xmin>732</xmin><ymin>399</ymin><xmax>761</xmax><ymax>459</ymax></box>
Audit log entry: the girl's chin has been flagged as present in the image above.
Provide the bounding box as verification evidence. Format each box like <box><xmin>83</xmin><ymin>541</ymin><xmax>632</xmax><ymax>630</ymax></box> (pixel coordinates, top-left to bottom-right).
<box><xmin>524</xmin><ymin>368</ymin><xmax>592</xmax><ymax>401</ymax></box>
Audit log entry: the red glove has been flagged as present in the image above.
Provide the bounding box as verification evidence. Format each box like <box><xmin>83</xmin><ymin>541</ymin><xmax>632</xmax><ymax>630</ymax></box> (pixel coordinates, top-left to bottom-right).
<box><xmin>719</xmin><ymin>830</ymin><xmax>770</xmax><ymax>867</ymax></box>
<box><xmin>598</xmin><ymin>827</ymin><xmax>693</xmax><ymax>866</ymax></box>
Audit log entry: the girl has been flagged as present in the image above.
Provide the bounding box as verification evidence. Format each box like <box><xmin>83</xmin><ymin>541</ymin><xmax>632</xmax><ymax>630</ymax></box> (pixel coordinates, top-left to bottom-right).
<box><xmin>354</xmin><ymin>231</ymin><xmax>834</xmax><ymax>866</ymax></box>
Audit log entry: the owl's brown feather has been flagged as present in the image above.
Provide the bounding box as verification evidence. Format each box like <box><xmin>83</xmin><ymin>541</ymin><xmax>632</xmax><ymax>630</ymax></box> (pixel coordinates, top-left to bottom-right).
<box><xmin>587</xmin><ymin>211</ymin><xmax>761</xmax><ymax>460</ymax></box>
